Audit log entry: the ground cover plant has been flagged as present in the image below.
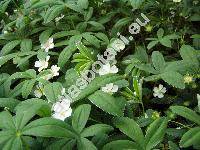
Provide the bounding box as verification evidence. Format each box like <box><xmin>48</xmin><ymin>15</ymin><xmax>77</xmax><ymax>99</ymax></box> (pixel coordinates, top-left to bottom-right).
<box><xmin>0</xmin><ymin>0</ymin><xmax>200</xmax><ymax>149</ymax></box>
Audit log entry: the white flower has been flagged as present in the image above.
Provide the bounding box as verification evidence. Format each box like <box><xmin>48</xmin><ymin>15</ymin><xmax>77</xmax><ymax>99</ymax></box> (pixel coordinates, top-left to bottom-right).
<box><xmin>3</xmin><ymin>31</ymin><xmax>8</xmax><ymax>34</ymax></box>
<box><xmin>173</xmin><ymin>0</ymin><xmax>181</xmax><ymax>2</ymax></box>
<box><xmin>52</xmin><ymin>98</ymin><xmax>72</xmax><ymax>121</ymax></box>
<box><xmin>34</xmin><ymin>56</ymin><xmax>50</xmax><ymax>72</ymax></box>
<box><xmin>50</xmin><ymin>65</ymin><xmax>60</xmax><ymax>77</ymax></box>
<box><xmin>99</xmin><ymin>63</ymin><xmax>118</xmax><ymax>76</ymax></box>
<box><xmin>34</xmin><ymin>83</ymin><xmax>44</xmax><ymax>98</ymax></box>
<box><xmin>111</xmin><ymin>39</ymin><xmax>125</xmax><ymax>50</ymax></box>
<box><xmin>41</xmin><ymin>38</ymin><xmax>54</xmax><ymax>52</ymax></box>
<box><xmin>102</xmin><ymin>83</ymin><xmax>118</xmax><ymax>93</ymax></box>
<box><xmin>55</xmin><ymin>14</ymin><xmax>65</xmax><ymax>22</ymax></box>
<box><xmin>153</xmin><ymin>84</ymin><xmax>167</xmax><ymax>98</ymax></box>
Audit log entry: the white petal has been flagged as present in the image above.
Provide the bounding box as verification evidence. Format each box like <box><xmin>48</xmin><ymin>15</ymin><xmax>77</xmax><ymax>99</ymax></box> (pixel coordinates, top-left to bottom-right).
<box><xmin>112</xmin><ymin>85</ymin><xmax>118</xmax><ymax>93</ymax></box>
<box><xmin>49</xmin><ymin>38</ymin><xmax>53</xmax><ymax>44</ymax></box>
<box><xmin>34</xmin><ymin>90</ymin><xmax>42</xmax><ymax>98</ymax></box>
<box><xmin>158</xmin><ymin>84</ymin><xmax>163</xmax><ymax>90</ymax></box>
<box><xmin>34</xmin><ymin>61</ymin><xmax>41</xmax><ymax>67</ymax></box>
<box><xmin>158</xmin><ymin>93</ymin><xmax>164</xmax><ymax>98</ymax></box>
<box><xmin>110</xmin><ymin>65</ymin><xmax>118</xmax><ymax>73</ymax></box>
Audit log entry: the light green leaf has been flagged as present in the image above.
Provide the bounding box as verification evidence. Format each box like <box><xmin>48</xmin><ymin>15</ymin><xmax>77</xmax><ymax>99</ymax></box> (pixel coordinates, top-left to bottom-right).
<box><xmin>0</xmin><ymin>111</ymin><xmax>15</xmax><ymax>130</ymax></box>
<box><xmin>113</xmin><ymin>17</ymin><xmax>132</xmax><ymax>28</ymax></box>
<box><xmin>78</xmin><ymin>0</ymin><xmax>89</xmax><ymax>9</ymax></box>
<box><xmin>39</xmin><ymin>29</ymin><xmax>53</xmax><ymax>44</ymax></box>
<box><xmin>82</xmin><ymin>32</ymin><xmax>101</xmax><ymax>48</ymax></box>
<box><xmin>129</xmin><ymin>0</ymin><xmax>144</xmax><ymax>10</ymax></box>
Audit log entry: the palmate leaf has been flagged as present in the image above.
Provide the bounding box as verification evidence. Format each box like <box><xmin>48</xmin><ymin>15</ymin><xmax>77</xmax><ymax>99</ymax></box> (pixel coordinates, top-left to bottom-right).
<box><xmin>113</xmin><ymin>117</ymin><xmax>144</xmax><ymax>148</ymax></box>
<box><xmin>72</xmin><ymin>104</ymin><xmax>91</xmax><ymax>133</ymax></box>
<box><xmin>88</xmin><ymin>91</ymin><xmax>125</xmax><ymax>117</ymax></box>
<box><xmin>180</xmin><ymin>127</ymin><xmax>200</xmax><ymax>148</ymax></box>
<box><xmin>170</xmin><ymin>106</ymin><xmax>200</xmax><ymax>125</ymax></box>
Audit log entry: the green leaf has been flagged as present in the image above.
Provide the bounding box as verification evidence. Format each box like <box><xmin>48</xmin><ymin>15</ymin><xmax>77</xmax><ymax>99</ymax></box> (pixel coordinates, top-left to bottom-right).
<box><xmin>84</xmin><ymin>7</ymin><xmax>93</xmax><ymax>21</ymax></box>
<box><xmin>72</xmin><ymin>104</ymin><xmax>91</xmax><ymax>133</ymax></box>
<box><xmin>22</xmin><ymin>117</ymin><xmax>76</xmax><ymax>138</ymax></box>
<box><xmin>113</xmin><ymin>17</ymin><xmax>132</xmax><ymax>28</ymax></box>
<box><xmin>180</xmin><ymin>127</ymin><xmax>200</xmax><ymax>148</ymax></box>
<box><xmin>0</xmin><ymin>53</ymin><xmax>16</xmax><ymax>67</ymax></box>
<box><xmin>170</xmin><ymin>106</ymin><xmax>200</xmax><ymax>125</ymax></box>
<box><xmin>58</xmin><ymin>46</ymin><xmax>77</xmax><ymax>69</ymax></box>
<box><xmin>82</xmin><ymin>32</ymin><xmax>101</xmax><ymax>48</ymax></box>
<box><xmin>157</xmin><ymin>28</ymin><xmax>164</xmax><ymax>39</ymax></box>
<box><xmin>43</xmin><ymin>82</ymin><xmax>63</xmax><ymax>103</ymax></box>
<box><xmin>161</xmin><ymin>71</ymin><xmax>185</xmax><ymax>89</ymax></box>
<box><xmin>1</xmin><ymin>40</ymin><xmax>21</xmax><ymax>56</ymax></box>
<box><xmin>15</xmin><ymin>99</ymin><xmax>51</xmax><ymax>130</ymax></box>
<box><xmin>44</xmin><ymin>5</ymin><xmax>65</xmax><ymax>23</ymax></box>
<box><xmin>147</xmin><ymin>40</ymin><xmax>159</xmax><ymax>50</ymax></box>
<box><xmin>74</xmin><ymin>74</ymin><xmax>123</xmax><ymax>102</ymax></box>
<box><xmin>152</xmin><ymin>51</ymin><xmax>166</xmax><ymax>72</ymax></box>
<box><xmin>0</xmin><ymin>111</ymin><xmax>15</xmax><ymax>130</ymax></box>
<box><xmin>15</xmin><ymin>98</ymin><xmax>51</xmax><ymax>117</ymax></box>
<box><xmin>88</xmin><ymin>91</ymin><xmax>125</xmax><ymax>117</ymax></box>
<box><xmin>20</xmin><ymin>39</ymin><xmax>32</xmax><ymax>52</ymax></box>
<box><xmin>87</xmin><ymin>21</ymin><xmax>105</xmax><ymax>31</ymax></box>
<box><xmin>0</xmin><ymin>131</ymin><xmax>15</xmax><ymax>145</ymax></box>
<box><xmin>102</xmin><ymin>140</ymin><xmax>138</xmax><ymax>150</ymax></box>
<box><xmin>39</xmin><ymin>29</ymin><xmax>53</xmax><ymax>44</ymax></box>
<box><xmin>78</xmin><ymin>0</ymin><xmax>89</xmax><ymax>9</ymax></box>
<box><xmin>113</xmin><ymin>117</ymin><xmax>144</xmax><ymax>147</ymax></box>
<box><xmin>0</xmin><ymin>98</ymin><xmax>20</xmax><ymax>111</ymax></box>
<box><xmin>180</xmin><ymin>45</ymin><xmax>199</xmax><ymax>69</ymax></box>
<box><xmin>145</xmin><ymin>117</ymin><xmax>168</xmax><ymax>150</ymax></box>
<box><xmin>22</xmin><ymin>79</ymin><xmax>36</xmax><ymax>99</ymax></box>
<box><xmin>168</xmin><ymin>141</ymin><xmax>180</xmax><ymax>150</ymax></box>
<box><xmin>159</xmin><ymin>37</ymin><xmax>172</xmax><ymax>48</ymax></box>
<box><xmin>81</xmin><ymin>124</ymin><xmax>113</xmax><ymax>137</ymax></box>
<box><xmin>129</xmin><ymin>0</ymin><xmax>144</xmax><ymax>10</ymax></box>
<box><xmin>78</xmin><ymin>137</ymin><xmax>97</xmax><ymax>150</ymax></box>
